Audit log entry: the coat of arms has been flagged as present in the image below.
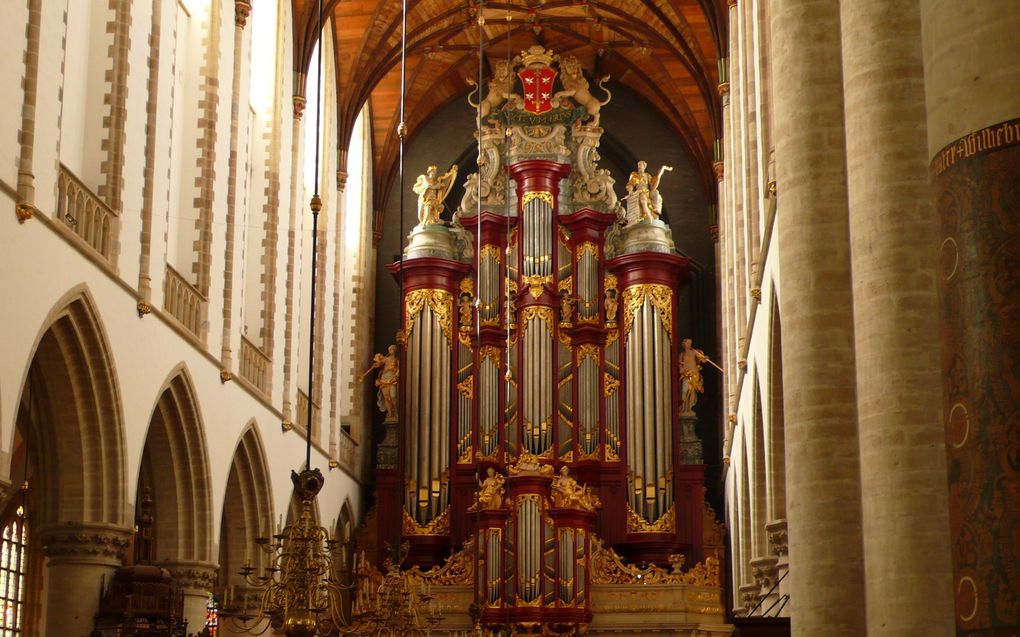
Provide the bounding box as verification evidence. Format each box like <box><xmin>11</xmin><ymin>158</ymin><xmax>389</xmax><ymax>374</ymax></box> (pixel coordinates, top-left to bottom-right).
<box><xmin>518</xmin><ymin>66</ymin><xmax>557</xmax><ymax>114</ymax></box>
<box><xmin>516</xmin><ymin>47</ymin><xmax>558</xmax><ymax>114</ymax></box>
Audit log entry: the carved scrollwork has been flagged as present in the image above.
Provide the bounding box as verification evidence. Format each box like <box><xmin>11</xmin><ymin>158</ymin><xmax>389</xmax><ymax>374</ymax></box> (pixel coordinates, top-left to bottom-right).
<box><xmin>403</xmin><ymin>506</ymin><xmax>451</xmax><ymax>536</ymax></box>
<box><xmin>405</xmin><ymin>289</ymin><xmax>454</xmax><ymax>346</ymax></box>
<box><xmin>626</xmin><ymin>503</ymin><xmax>676</xmax><ymax>534</ymax></box>
<box><xmin>407</xmin><ymin>539</ymin><xmax>475</xmax><ymax>585</ymax></box>
<box><xmin>621</xmin><ymin>284</ymin><xmax>673</xmax><ymax>340</ymax></box>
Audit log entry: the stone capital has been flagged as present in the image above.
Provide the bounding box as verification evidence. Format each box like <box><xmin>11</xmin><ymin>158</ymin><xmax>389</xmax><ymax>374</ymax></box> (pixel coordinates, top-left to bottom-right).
<box><xmin>765</xmin><ymin>518</ymin><xmax>788</xmax><ymax>557</ymax></box>
<box><xmin>41</xmin><ymin>522</ymin><xmax>132</xmax><ymax>567</ymax></box>
<box><xmin>165</xmin><ymin>559</ymin><xmax>219</xmax><ymax>593</ymax></box>
<box><xmin>750</xmin><ymin>555</ymin><xmax>780</xmax><ymax>590</ymax></box>
<box><xmin>738</xmin><ymin>582</ymin><xmax>761</xmax><ymax>616</ymax></box>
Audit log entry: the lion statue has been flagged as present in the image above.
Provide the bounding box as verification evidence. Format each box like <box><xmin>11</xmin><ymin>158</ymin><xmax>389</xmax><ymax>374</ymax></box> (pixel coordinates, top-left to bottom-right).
<box><xmin>467</xmin><ymin>59</ymin><xmax>520</xmax><ymax>124</ymax></box>
<box><xmin>554</xmin><ymin>55</ymin><xmax>611</xmax><ymax>127</ymax></box>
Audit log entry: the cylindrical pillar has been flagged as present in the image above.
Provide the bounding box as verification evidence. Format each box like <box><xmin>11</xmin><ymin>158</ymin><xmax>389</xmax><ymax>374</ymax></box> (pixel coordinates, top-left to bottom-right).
<box><xmin>840</xmin><ymin>1</ymin><xmax>955</xmax><ymax>634</ymax></box>
<box><xmin>921</xmin><ymin>2</ymin><xmax>1020</xmax><ymax>633</ymax></box>
<box><xmin>166</xmin><ymin>560</ymin><xmax>219</xmax><ymax>632</ymax></box>
<box><xmin>770</xmin><ymin>0</ymin><xmax>866</xmax><ymax>634</ymax></box>
<box><xmin>41</xmin><ymin>523</ymin><xmax>132</xmax><ymax>637</ymax></box>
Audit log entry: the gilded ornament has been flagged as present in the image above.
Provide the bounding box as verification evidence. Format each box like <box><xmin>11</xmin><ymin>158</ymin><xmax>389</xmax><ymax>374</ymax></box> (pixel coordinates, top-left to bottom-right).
<box><xmin>403</xmin><ymin>506</ymin><xmax>451</xmax><ymax>536</ymax></box>
<box><xmin>605</xmin><ymin>328</ymin><xmax>619</xmax><ymax>346</ymax></box>
<box><xmin>605</xmin><ymin>443</ymin><xmax>620</xmax><ymax>462</ymax></box>
<box><xmin>521</xmin><ymin>191</ymin><xmax>554</xmax><ymax>208</ymax></box>
<box><xmin>520</xmin><ymin>306</ymin><xmax>554</xmax><ymax>337</ymax></box>
<box><xmin>457</xmin><ymin>375</ymin><xmax>474</xmax><ymax>400</ymax></box>
<box><xmin>480</xmin><ymin>244</ymin><xmax>502</xmax><ymax>261</ymax></box>
<box><xmin>522</xmin><ymin>274</ymin><xmax>552</xmax><ymax>299</ymax></box>
<box><xmin>458</xmin><ymin>445</ymin><xmax>473</xmax><ymax>464</ymax></box>
<box><xmin>508</xmin><ymin>449</ymin><xmax>554</xmax><ymax>475</ymax></box>
<box><xmin>459</xmin><ymin>276</ymin><xmax>474</xmax><ymax>295</ymax></box>
<box><xmin>404</xmin><ymin>288</ymin><xmax>454</xmax><ymax>346</ymax></box>
<box><xmin>576</xmin><ymin>241</ymin><xmax>598</xmax><ymax>260</ymax></box>
<box><xmin>626</xmin><ymin>503</ymin><xmax>676</xmax><ymax>534</ymax></box>
<box><xmin>589</xmin><ymin>535</ymin><xmax>721</xmax><ymax>587</ymax></box>
<box><xmin>603</xmin><ymin>372</ymin><xmax>620</xmax><ymax>397</ymax></box>
<box><xmin>621</xmin><ymin>284</ymin><xmax>673</xmax><ymax>339</ymax></box>
<box><xmin>578</xmin><ymin>344</ymin><xmax>600</xmax><ymax>362</ymax></box>
<box><xmin>407</xmin><ymin>538</ymin><xmax>475</xmax><ymax>586</ymax></box>
<box><xmin>480</xmin><ymin>345</ymin><xmax>501</xmax><ymax>366</ymax></box>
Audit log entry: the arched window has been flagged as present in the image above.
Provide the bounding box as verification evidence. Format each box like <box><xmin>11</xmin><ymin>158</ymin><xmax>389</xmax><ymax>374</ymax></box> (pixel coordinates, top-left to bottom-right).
<box><xmin>0</xmin><ymin>500</ymin><xmax>28</xmax><ymax>636</ymax></box>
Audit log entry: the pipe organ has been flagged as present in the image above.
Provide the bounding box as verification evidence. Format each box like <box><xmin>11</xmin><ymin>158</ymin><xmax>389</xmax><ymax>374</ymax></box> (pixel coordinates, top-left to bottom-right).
<box><xmin>376</xmin><ymin>47</ymin><xmax>722</xmax><ymax>635</ymax></box>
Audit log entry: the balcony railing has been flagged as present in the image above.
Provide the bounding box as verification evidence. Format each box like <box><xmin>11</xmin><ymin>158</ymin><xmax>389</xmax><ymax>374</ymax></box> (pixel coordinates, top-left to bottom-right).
<box><xmin>164</xmin><ymin>264</ymin><xmax>206</xmax><ymax>339</ymax></box>
<box><xmin>295</xmin><ymin>390</ymin><xmax>322</xmax><ymax>444</ymax></box>
<box><xmin>57</xmin><ymin>164</ymin><xmax>118</xmax><ymax>262</ymax></box>
<box><xmin>335</xmin><ymin>428</ymin><xmax>358</xmax><ymax>474</ymax></box>
<box><xmin>239</xmin><ymin>335</ymin><xmax>271</xmax><ymax>395</ymax></box>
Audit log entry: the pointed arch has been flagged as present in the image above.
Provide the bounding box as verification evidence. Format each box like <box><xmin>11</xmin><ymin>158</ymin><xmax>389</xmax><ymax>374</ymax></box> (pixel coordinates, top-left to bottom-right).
<box><xmin>218</xmin><ymin>421</ymin><xmax>275</xmax><ymax>585</ymax></box>
<box><xmin>16</xmin><ymin>286</ymin><xmax>126</xmax><ymax>526</ymax></box>
<box><xmin>137</xmin><ymin>365</ymin><xmax>213</xmax><ymax>562</ymax></box>
<box><xmin>751</xmin><ymin>373</ymin><xmax>768</xmax><ymax>559</ymax></box>
<box><xmin>767</xmin><ymin>289</ymin><xmax>787</xmax><ymax>520</ymax></box>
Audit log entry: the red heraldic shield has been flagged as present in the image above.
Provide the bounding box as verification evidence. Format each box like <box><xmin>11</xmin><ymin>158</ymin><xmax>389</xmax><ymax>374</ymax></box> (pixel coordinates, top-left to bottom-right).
<box><xmin>518</xmin><ymin>67</ymin><xmax>557</xmax><ymax>114</ymax></box>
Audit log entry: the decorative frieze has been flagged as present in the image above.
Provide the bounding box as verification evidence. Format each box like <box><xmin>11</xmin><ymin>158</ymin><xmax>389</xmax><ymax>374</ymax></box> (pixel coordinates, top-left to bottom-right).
<box><xmin>165</xmin><ymin>560</ymin><xmax>219</xmax><ymax>593</ymax></box>
<box><xmin>41</xmin><ymin>523</ymin><xmax>132</xmax><ymax>566</ymax></box>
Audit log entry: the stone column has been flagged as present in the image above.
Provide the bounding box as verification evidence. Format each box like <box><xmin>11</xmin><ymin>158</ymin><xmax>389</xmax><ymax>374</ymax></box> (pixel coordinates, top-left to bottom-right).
<box><xmin>166</xmin><ymin>559</ymin><xmax>219</xmax><ymax>632</ymax></box>
<box><xmin>769</xmin><ymin>0</ymin><xmax>866</xmax><ymax>634</ymax></box>
<box><xmin>765</xmin><ymin>518</ymin><xmax>789</xmax><ymax>614</ymax></box>
<box><xmin>921</xmin><ymin>2</ymin><xmax>1020</xmax><ymax>634</ymax></box>
<box><xmin>41</xmin><ymin>522</ymin><xmax>132</xmax><ymax>637</ymax></box>
<box><xmin>839</xmin><ymin>1</ymin><xmax>955</xmax><ymax>635</ymax></box>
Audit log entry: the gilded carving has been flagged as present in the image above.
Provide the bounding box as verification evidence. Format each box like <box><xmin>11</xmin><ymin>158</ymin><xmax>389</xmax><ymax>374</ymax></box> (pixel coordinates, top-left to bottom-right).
<box><xmin>521</xmin><ymin>191</ymin><xmax>554</xmax><ymax>208</ymax></box>
<box><xmin>589</xmin><ymin>535</ymin><xmax>721</xmax><ymax>588</ymax></box>
<box><xmin>578</xmin><ymin>344</ymin><xmax>600</xmax><ymax>363</ymax></box>
<box><xmin>603</xmin><ymin>372</ymin><xmax>620</xmax><ymax>397</ymax></box>
<box><xmin>469</xmin><ymin>467</ymin><xmax>507</xmax><ymax>511</ymax></box>
<box><xmin>626</xmin><ymin>503</ymin><xmax>676</xmax><ymax>534</ymax></box>
<box><xmin>522</xmin><ymin>274</ymin><xmax>552</xmax><ymax>299</ymax></box>
<box><xmin>405</xmin><ymin>288</ymin><xmax>454</xmax><ymax>346</ymax></box>
<box><xmin>480</xmin><ymin>244</ymin><xmax>502</xmax><ymax>261</ymax></box>
<box><xmin>551</xmin><ymin>466</ymin><xmax>602</xmax><ymax>511</ymax></box>
<box><xmin>457</xmin><ymin>374</ymin><xmax>474</xmax><ymax>400</ymax></box>
<box><xmin>508</xmin><ymin>449</ymin><xmax>554</xmax><ymax>476</ymax></box>
<box><xmin>520</xmin><ymin>306</ymin><xmax>554</xmax><ymax>336</ymax></box>
<box><xmin>576</xmin><ymin>241</ymin><xmax>598</xmax><ymax>260</ymax></box>
<box><xmin>403</xmin><ymin>506</ymin><xmax>450</xmax><ymax>536</ymax></box>
<box><xmin>621</xmin><ymin>284</ymin><xmax>673</xmax><ymax>339</ymax></box>
<box><xmin>407</xmin><ymin>538</ymin><xmax>475</xmax><ymax>586</ymax></box>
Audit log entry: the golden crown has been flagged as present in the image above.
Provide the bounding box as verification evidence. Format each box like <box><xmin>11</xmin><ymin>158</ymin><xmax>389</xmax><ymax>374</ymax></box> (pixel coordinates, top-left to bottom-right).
<box><xmin>519</xmin><ymin>46</ymin><xmax>556</xmax><ymax>68</ymax></box>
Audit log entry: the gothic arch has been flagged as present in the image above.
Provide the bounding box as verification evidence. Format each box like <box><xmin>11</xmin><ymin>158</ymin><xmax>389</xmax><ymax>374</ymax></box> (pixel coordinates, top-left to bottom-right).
<box><xmin>15</xmin><ymin>286</ymin><xmax>126</xmax><ymax>526</ymax></box>
<box><xmin>767</xmin><ymin>289</ymin><xmax>787</xmax><ymax>520</ymax></box>
<box><xmin>137</xmin><ymin>365</ymin><xmax>213</xmax><ymax>562</ymax></box>
<box><xmin>751</xmin><ymin>373</ymin><xmax>768</xmax><ymax>559</ymax></box>
<box><xmin>218</xmin><ymin>422</ymin><xmax>274</xmax><ymax>585</ymax></box>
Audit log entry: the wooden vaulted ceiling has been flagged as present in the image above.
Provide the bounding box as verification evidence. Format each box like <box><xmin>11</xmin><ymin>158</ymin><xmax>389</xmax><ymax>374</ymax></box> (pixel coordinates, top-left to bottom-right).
<box><xmin>292</xmin><ymin>0</ymin><xmax>727</xmax><ymax>230</ymax></box>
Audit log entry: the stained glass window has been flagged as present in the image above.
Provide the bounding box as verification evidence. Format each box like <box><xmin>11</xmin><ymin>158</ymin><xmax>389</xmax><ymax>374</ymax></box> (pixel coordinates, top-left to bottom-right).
<box><xmin>0</xmin><ymin>506</ymin><xmax>27</xmax><ymax>637</ymax></box>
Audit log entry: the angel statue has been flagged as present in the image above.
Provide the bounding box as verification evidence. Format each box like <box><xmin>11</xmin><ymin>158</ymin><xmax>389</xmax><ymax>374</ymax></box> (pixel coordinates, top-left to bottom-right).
<box><xmin>468</xmin><ymin>467</ymin><xmax>506</xmax><ymax>511</ymax></box>
<box><xmin>551</xmin><ymin>466</ymin><xmax>601</xmax><ymax>511</ymax></box>
<box><xmin>626</xmin><ymin>160</ymin><xmax>673</xmax><ymax>223</ymax></box>
<box><xmin>359</xmin><ymin>344</ymin><xmax>400</xmax><ymax>422</ymax></box>
<box><xmin>413</xmin><ymin>164</ymin><xmax>458</xmax><ymax>226</ymax></box>
<box><xmin>678</xmin><ymin>338</ymin><xmax>723</xmax><ymax>415</ymax></box>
